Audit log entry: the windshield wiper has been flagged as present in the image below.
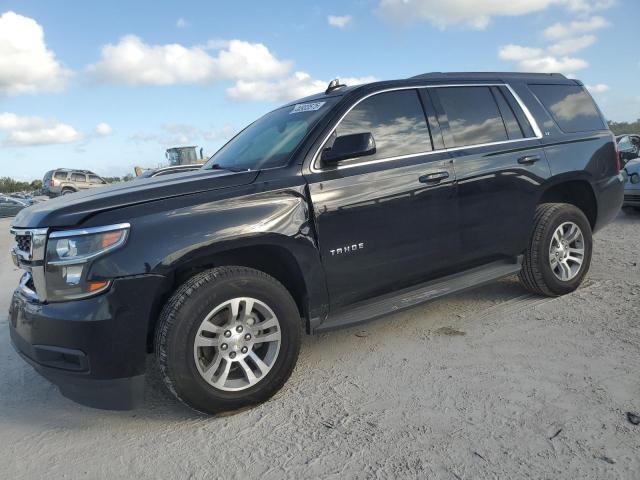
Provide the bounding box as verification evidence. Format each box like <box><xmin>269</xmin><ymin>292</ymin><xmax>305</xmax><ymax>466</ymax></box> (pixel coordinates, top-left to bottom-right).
<box><xmin>208</xmin><ymin>163</ymin><xmax>249</xmax><ymax>173</ymax></box>
<box><xmin>208</xmin><ymin>163</ymin><xmax>228</xmax><ymax>170</ymax></box>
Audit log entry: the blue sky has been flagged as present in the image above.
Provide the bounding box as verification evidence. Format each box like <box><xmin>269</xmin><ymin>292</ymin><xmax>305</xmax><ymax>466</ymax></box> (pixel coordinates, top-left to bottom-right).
<box><xmin>1</xmin><ymin>0</ymin><xmax>638</xmax><ymax>180</ymax></box>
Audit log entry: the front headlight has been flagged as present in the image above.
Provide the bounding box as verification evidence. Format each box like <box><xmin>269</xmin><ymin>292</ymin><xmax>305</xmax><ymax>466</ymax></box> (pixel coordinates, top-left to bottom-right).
<box><xmin>45</xmin><ymin>223</ymin><xmax>130</xmax><ymax>301</ymax></box>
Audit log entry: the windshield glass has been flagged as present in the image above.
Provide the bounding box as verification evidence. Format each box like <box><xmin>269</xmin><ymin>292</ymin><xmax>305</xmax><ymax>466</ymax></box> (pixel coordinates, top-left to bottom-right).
<box><xmin>204</xmin><ymin>100</ymin><xmax>334</xmax><ymax>171</ymax></box>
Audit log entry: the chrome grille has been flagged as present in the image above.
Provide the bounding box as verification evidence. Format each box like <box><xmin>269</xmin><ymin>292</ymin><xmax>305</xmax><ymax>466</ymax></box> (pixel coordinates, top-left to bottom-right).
<box><xmin>15</xmin><ymin>233</ymin><xmax>32</xmax><ymax>256</ymax></box>
<box><xmin>9</xmin><ymin>227</ymin><xmax>48</xmax><ymax>301</ymax></box>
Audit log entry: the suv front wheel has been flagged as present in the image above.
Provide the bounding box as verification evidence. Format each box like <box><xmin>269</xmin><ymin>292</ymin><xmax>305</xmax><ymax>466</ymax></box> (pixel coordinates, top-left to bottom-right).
<box><xmin>519</xmin><ymin>203</ymin><xmax>593</xmax><ymax>297</ymax></box>
<box><xmin>155</xmin><ymin>266</ymin><xmax>301</xmax><ymax>414</ymax></box>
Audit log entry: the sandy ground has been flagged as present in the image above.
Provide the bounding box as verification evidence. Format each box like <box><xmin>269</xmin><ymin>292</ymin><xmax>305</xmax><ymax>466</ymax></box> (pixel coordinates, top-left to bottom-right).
<box><xmin>0</xmin><ymin>213</ymin><xmax>638</xmax><ymax>479</ymax></box>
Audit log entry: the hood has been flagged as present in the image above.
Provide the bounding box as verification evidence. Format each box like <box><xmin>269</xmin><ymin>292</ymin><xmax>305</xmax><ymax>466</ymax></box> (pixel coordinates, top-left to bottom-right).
<box><xmin>624</xmin><ymin>158</ymin><xmax>640</xmax><ymax>174</ymax></box>
<box><xmin>12</xmin><ymin>168</ymin><xmax>259</xmax><ymax>228</ymax></box>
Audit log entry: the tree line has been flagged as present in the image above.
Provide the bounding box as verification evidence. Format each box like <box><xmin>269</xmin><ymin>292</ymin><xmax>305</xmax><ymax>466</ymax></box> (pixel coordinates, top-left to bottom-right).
<box><xmin>608</xmin><ymin>119</ymin><xmax>640</xmax><ymax>136</ymax></box>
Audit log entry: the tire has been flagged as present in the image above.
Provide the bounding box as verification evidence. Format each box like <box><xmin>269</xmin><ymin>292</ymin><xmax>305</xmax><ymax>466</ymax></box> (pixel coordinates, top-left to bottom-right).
<box><xmin>155</xmin><ymin>266</ymin><xmax>301</xmax><ymax>414</ymax></box>
<box><xmin>519</xmin><ymin>203</ymin><xmax>592</xmax><ymax>297</ymax></box>
<box><xmin>61</xmin><ymin>188</ymin><xmax>75</xmax><ymax>195</ymax></box>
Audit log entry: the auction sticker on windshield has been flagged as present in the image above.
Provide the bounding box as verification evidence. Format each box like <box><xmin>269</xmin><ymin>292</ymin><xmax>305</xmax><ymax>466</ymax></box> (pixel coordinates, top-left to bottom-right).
<box><xmin>290</xmin><ymin>102</ymin><xmax>326</xmax><ymax>114</ymax></box>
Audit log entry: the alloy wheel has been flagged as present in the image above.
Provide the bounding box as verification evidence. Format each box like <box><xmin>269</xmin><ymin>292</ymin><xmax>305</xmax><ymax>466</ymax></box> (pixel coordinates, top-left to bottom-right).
<box><xmin>549</xmin><ymin>221</ymin><xmax>585</xmax><ymax>281</ymax></box>
<box><xmin>193</xmin><ymin>297</ymin><xmax>281</xmax><ymax>392</ymax></box>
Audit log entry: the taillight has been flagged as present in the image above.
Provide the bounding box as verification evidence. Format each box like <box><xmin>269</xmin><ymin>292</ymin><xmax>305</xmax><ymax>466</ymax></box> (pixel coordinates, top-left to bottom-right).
<box><xmin>613</xmin><ymin>134</ymin><xmax>621</xmax><ymax>171</ymax></box>
<box><xmin>50</xmin><ymin>179</ymin><xmax>55</xmax><ymax>187</ymax></box>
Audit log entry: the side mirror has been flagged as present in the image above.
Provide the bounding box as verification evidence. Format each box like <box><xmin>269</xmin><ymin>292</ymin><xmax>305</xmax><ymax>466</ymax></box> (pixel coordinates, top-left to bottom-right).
<box><xmin>321</xmin><ymin>132</ymin><xmax>376</xmax><ymax>165</ymax></box>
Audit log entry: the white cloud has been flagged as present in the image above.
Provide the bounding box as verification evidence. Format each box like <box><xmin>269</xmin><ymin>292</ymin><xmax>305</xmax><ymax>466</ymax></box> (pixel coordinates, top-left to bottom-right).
<box><xmin>0</xmin><ymin>112</ymin><xmax>82</xmax><ymax>146</ymax></box>
<box><xmin>515</xmin><ymin>55</ymin><xmax>589</xmax><ymax>73</ymax></box>
<box><xmin>586</xmin><ymin>83</ymin><xmax>610</xmax><ymax>93</ymax></box>
<box><xmin>548</xmin><ymin>34</ymin><xmax>596</xmax><ymax>55</ymax></box>
<box><xmin>498</xmin><ymin>45</ymin><xmax>545</xmax><ymax>61</ymax></box>
<box><xmin>176</xmin><ymin>18</ymin><xmax>189</xmax><ymax>28</ymax></box>
<box><xmin>87</xmin><ymin>36</ymin><xmax>292</xmax><ymax>85</ymax></box>
<box><xmin>499</xmin><ymin>20</ymin><xmax>602</xmax><ymax>76</ymax></box>
<box><xmin>560</xmin><ymin>0</ymin><xmax>615</xmax><ymax>14</ymax></box>
<box><xmin>0</xmin><ymin>11</ymin><xmax>72</xmax><ymax>95</ymax></box>
<box><xmin>328</xmin><ymin>15</ymin><xmax>352</xmax><ymax>29</ymax></box>
<box><xmin>375</xmin><ymin>0</ymin><xmax>614</xmax><ymax>29</ymax></box>
<box><xmin>498</xmin><ymin>12</ymin><xmax>611</xmax><ymax>76</ymax></box>
<box><xmin>499</xmin><ymin>43</ymin><xmax>589</xmax><ymax>74</ymax></box>
<box><xmin>95</xmin><ymin>122</ymin><xmax>113</xmax><ymax>136</ymax></box>
<box><xmin>376</xmin><ymin>0</ymin><xmax>555</xmax><ymax>29</ymax></box>
<box><xmin>227</xmin><ymin>72</ymin><xmax>326</xmax><ymax>102</ymax></box>
<box><xmin>543</xmin><ymin>15</ymin><xmax>608</xmax><ymax>39</ymax></box>
<box><xmin>227</xmin><ymin>72</ymin><xmax>377</xmax><ymax>102</ymax></box>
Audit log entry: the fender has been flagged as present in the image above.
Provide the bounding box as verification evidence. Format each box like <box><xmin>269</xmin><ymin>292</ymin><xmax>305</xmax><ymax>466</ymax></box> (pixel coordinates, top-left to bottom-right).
<box><xmin>88</xmin><ymin>182</ymin><xmax>330</xmax><ymax>322</ymax></box>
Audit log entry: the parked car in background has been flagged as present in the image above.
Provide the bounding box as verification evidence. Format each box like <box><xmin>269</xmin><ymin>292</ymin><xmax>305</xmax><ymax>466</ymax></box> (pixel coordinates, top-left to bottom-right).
<box><xmin>622</xmin><ymin>158</ymin><xmax>640</xmax><ymax>211</ymax></box>
<box><xmin>42</xmin><ymin>169</ymin><xmax>107</xmax><ymax>198</ymax></box>
<box><xmin>617</xmin><ymin>134</ymin><xmax>640</xmax><ymax>167</ymax></box>
<box><xmin>136</xmin><ymin>164</ymin><xmax>202</xmax><ymax>179</ymax></box>
<box><xmin>0</xmin><ymin>195</ymin><xmax>29</xmax><ymax>218</ymax></box>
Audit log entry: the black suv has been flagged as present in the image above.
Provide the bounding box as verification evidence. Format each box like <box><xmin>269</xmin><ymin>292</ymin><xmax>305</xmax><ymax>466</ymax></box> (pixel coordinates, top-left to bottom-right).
<box><xmin>8</xmin><ymin>73</ymin><xmax>623</xmax><ymax>414</ymax></box>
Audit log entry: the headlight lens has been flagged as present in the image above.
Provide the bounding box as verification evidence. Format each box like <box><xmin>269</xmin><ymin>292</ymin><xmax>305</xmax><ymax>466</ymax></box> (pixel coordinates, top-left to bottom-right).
<box><xmin>45</xmin><ymin>224</ymin><xmax>129</xmax><ymax>301</ymax></box>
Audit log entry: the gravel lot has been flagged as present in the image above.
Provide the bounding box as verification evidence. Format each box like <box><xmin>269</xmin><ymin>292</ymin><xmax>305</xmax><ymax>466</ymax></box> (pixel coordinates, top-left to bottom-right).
<box><xmin>0</xmin><ymin>213</ymin><xmax>638</xmax><ymax>479</ymax></box>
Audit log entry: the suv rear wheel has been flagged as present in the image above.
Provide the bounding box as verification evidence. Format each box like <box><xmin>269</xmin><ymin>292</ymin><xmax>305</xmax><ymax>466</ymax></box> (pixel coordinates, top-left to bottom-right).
<box><xmin>155</xmin><ymin>266</ymin><xmax>301</xmax><ymax>414</ymax></box>
<box><xmin>519</xmin><ymin>203</ymin><xmax>592</xmax><ymax>297</ymax></box>
<box><xmin>61</xmin><ymin>188</ymin><xmax>75</xmax><ymax>195</ymax></box>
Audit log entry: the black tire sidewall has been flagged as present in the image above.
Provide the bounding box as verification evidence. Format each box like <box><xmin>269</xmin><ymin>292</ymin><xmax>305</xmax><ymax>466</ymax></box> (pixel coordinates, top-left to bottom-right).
<box><xmin>163</xmin><ymin>271</ymin><xmax>301</xmax><ymax>413</ymax></box>
<box><xmin>537</xmin><ymin>206</ymin><xmax>592</xmax><ymax>295</ymax></box>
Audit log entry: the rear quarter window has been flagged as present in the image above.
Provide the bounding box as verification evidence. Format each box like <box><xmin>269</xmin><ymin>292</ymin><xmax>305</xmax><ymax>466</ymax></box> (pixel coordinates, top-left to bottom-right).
<box><xmin>53</xmin><ymin>172</ymin><xmax>67</xmax><ymax>180</ymax></box>
<box><xmin>529</xmin><ymin>84</ymin><xmax>605</xmax><ymax>133</ymax></box>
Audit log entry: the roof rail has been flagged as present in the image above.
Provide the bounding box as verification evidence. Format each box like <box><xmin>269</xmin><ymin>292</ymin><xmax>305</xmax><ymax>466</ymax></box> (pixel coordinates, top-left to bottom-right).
<box><xmin>410</xmin><ymin>71</ymin><xmax>567</xmax><ymax>80</ymax></box>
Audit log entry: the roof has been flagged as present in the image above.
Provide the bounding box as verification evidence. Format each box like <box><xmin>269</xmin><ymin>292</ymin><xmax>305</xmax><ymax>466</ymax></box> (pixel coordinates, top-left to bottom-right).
<box><xmin>54</xmin><ymin>168</ymin><xmax>97</xmax><ymax>174</ymax></box>
<box><xmin>281</xmin><ymin>71</ymin><xmax>577</xmax><ymax>109</ymax></box>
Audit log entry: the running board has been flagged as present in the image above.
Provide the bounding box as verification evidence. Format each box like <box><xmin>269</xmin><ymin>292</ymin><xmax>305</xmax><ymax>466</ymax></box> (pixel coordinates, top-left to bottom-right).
<box><xmin>314</xmin><ymin>257</ymin><xmax>523</xmax><ymax>333</ymax></box>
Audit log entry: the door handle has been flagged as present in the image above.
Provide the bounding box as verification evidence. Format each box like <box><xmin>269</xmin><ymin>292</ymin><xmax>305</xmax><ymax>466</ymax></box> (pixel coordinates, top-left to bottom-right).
<box><xmin>419</xmin><ymin>171</ymin><xmax>450</xmax><ymax>184</ymax></box>
<box><xmin>517</xmin><ymin>155</ymin><xmax>541</xmax><ymax>165</ymax></box>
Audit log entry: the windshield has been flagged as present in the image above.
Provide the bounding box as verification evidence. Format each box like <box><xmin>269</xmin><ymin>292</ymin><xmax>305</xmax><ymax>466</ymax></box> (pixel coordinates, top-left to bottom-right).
<box><xmin>204</xmin><ymin>100</ymin><xmax>334</xmax><ymax>171</ymax></box>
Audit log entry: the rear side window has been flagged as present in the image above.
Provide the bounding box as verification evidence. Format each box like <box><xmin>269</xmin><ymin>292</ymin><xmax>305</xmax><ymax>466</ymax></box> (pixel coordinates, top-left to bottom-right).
<box><xmin>71</xmin><ymin>173</ymin><xmax>86</xmax><ymax>182</ymax></box>
<box><xmin>436</xmin><ymin>87</ymin><xmax>508</xmax><ymax>147</ymax></box>
<box><xmin>54</xmin><ymin>171</ymin><xmax>67</xmax><ymax>180</ymax></box>
<box><xmin>88</xmin><ymin>175</ymin><xmax>104</xmax><ymax>183</ymax></box>
<box><xmin>529</xmin><ymin>84</ymin><xmax>605</xmax><ymax>133</ymax></box>
<box><xmin>330</xmin><ymin>89</ymin><xmax>432</xmax><ymax>164</ymax></box>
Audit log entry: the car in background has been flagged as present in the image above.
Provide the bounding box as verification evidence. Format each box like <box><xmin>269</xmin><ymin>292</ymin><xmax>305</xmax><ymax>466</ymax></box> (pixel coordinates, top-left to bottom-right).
<box><xmin>622</xmin><ymin>158</ymin><xmax>640</xmax><ymax>211</ymax></box>
<box><xmin>617</xmin><ymin>134</ymin><xmax>640</xmax><ymax>168</ymax></box>
<box><xmin>7</xmin><ymin>193</ymin><xmax>35</xmax><ymax>205</ymax></box>
<box><xmin>0</xmin><ymin>195</ymin><xmax>29</xmax><ymax>218</ymax></box>
<box><xmin>42</xmin><ymin>169</ymin><xmax>107</xmax><ymax>197</ymax></box>
<box><xmin>135</xmin><ymin>164</ymin><xmax>202</xmax><ymax>179</ymax></box>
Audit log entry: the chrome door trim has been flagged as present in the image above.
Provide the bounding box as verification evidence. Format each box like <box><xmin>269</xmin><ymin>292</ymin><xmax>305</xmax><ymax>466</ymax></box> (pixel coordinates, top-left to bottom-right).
<box><xmin>309</xmin><ymin>83</ymin><xmax>543</xmax><ymax>173</ymax></box>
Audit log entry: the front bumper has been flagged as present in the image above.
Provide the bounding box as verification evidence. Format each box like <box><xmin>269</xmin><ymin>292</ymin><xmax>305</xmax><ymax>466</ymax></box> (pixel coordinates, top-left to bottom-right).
<box><xmin>8</xmin><ymin>274</ymin><xmax>166</xmax><ymax>410</ymax></box>
<box><xmin>623</xmin><ymin>189</ymin><xmax>640</xmax><ymax>207</ymax></box>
